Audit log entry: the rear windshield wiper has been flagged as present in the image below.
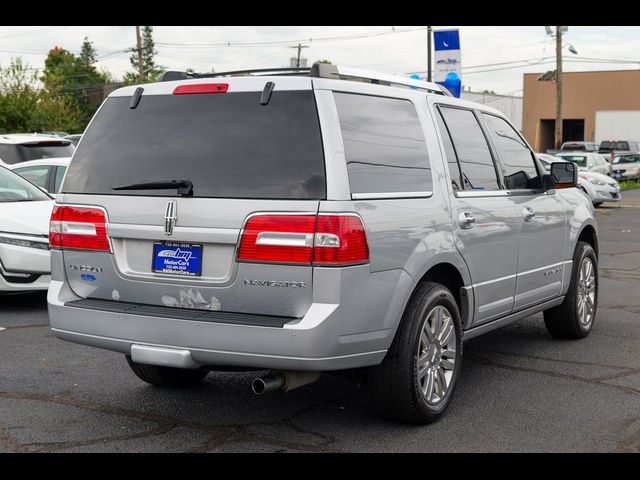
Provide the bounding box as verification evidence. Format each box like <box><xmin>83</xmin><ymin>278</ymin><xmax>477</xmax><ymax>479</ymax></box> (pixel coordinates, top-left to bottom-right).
<box><xmin>112</xmin><ymin>179</ymin><xmax>193</xmax><ymax>196</ymax></box>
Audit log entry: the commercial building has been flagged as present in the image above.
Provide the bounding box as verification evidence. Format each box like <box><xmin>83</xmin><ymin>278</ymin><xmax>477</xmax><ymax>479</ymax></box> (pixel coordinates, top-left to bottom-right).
<box><xmin>522</xmin><ymin>70</ymin><xmax>640</xmax><ymax>152</ymax></box>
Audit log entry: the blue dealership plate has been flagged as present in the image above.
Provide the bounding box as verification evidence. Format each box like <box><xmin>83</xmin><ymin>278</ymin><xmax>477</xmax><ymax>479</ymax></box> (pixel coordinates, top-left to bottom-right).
<box><xmin>152</xmin><ymin>242</ymin><xmax>203</xmax><ymax>276</ymax></box>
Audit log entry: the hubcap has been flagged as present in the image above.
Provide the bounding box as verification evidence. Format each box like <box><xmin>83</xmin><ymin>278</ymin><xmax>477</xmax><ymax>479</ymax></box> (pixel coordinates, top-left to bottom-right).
<box><xmin>416</xmin><ymin>305</ymin><xmax>457</xmax><ymax>405</ymax></box>
<box><xmin>577</xmin><ymin>257</ymin><xmax>596</xmax><ymax>327</ymax></box>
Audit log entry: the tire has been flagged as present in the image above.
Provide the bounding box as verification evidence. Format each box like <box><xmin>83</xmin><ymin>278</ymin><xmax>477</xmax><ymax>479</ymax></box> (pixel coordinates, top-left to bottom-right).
<box><xmin>544</xmin><ymin>241</ymin><xmax>598</xmax><ymax>339</ymax></box>
<box><xmin>369</xmin><ymin>282</ymin><xmax>463</xmax><ymax>424</ymax></box>
<box><xmin>125</xmin><ymin>355</ymin><xmax>209</xmax><ymax>387</ymax></box>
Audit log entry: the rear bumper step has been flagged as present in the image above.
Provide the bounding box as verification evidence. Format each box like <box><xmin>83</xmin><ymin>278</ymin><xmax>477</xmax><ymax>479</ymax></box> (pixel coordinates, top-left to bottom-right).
<box><xmin>65</xmin><ymin>298</ymin><xmax>294</xmax><ymax>328</ymax></box>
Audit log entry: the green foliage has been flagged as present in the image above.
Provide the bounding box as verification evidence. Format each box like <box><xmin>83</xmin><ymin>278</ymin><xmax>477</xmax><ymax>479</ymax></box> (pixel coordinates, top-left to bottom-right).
<box><xmin>0</xmin><ymin>58</ymin><xmax>82</xmax><ymax>133</ymax></box>
<box><xmin>315</xmin><ymin>59</ymin><xmax>333</xmax><ymax>64</ymax></box>
<box><xmin>619</xmin><ymin>179</ymin><xmax>640</xmax><ymax>191</ymax></box>
<box><xmin>41</xmin><ymin>38</ymin><xmax>111</xmax><ymax>127</ymax></box>
<box><xmin>125</xmin><ymin>26</ymin><xmax>165</xmax><ymax>84</ymax></box>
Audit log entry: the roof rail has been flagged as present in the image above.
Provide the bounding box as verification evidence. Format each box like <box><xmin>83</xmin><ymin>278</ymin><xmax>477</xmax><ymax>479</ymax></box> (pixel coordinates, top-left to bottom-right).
<box><xmin>158</xmin><ymin>68</ymin><xmax>311</xmax><ymax>82</ymax></box>
<box><xmin>159</xmin><ymin>64</ymin><xmax>452</xmax><ymax>96</ymax></box>
<box><xmin>310</xmin><ymin>64</ymin><xmax>451</xmax><ymax>96</ymax></box>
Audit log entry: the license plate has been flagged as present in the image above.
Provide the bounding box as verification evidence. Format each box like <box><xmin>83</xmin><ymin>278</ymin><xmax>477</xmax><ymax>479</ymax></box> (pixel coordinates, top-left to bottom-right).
<box><xmin>614</xmin><ymin>173</ymin><xmax>622</xmax><ymax>180</ymax></box>
<box><xmin>152</xmin><ymin>242</ymin><xmax>202</xmax><ymax>276</ymax></box>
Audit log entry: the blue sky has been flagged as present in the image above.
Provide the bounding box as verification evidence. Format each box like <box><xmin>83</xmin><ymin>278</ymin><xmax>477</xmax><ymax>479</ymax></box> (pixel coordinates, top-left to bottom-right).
<box><xmin>1</xmin><ymin>26</ymin><xmax>639</xmax><ymax>95</ymax></box>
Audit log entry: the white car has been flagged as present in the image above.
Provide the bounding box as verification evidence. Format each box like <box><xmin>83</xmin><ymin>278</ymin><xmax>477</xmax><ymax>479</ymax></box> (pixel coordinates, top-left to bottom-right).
<box><xmin>8</xmin><ymin>157</ymin><xmax>70</xmax><ymax>195</ymax></box>
<box><xmin>555</xmin><ymin>151</ymin><xmax>612</xmax><ymax>176</ymax></box>
<box><xmin>0</xmin><ymin>134</ymin><xmax>75</xmax><ymax>167</ymax></box>
<box><xmin>538</xmin><ymin>154</ymin><xmax>621</xmax><ymax>206</ymax></box>
<box><xmin>0</xmin><ymin>166</ymin><xmax>54</xmax><ymax>293</ymax></box>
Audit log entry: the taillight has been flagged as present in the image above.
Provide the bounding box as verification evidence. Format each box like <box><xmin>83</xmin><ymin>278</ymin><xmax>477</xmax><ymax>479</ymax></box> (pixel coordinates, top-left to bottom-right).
<box><xmin>313</xmin><ymin>215</ymin><xmax>369</xmax><ymax>265</ymax></box>
<box><xmin>172</xmin><ymin>83</ymin><xmax>229</xmax><ymax>95</ymax></box>
<box><xmin>49</xmin><ymin>205</ymin><xmax>110</xmax><ymax>252</ymax></box>
<box><xmin>237</xmin><ymin>214</ymin><xmax>369</xmax><ymax>266</ymax></box>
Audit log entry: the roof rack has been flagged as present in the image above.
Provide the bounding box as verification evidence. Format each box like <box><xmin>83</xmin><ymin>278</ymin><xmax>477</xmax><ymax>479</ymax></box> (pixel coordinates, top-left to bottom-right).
<box><xmin>158</xmin><ymin>64</ymin><xmax>451</xmax><ymax>96</ymax></box>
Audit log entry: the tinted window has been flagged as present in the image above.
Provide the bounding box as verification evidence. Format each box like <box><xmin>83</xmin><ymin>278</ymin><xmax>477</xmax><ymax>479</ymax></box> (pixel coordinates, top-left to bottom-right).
<box><xmin>334</xmin><ymin>92</ymin><xmax>432</xmax><ymax>195</ymax></box>
<box><xmin>439</xmin><ymin>107</ymin><xmax>499</xmax><ymax>191</ymax></box>
<box><xmin>482</xmin><ymin>113</ymin><xmax>540</xmax><ymax>190</ymax></box>
<box><xmin>63</xmin><ymin>91</ymin><xmax>326</xmax><ymax>199</ymax></box>
<box><xmin>600</xmin><ymin>141</ymin><xmax>631</xmax><ymax>152</ymax></box>
<box><xmin>16</xmin><ymin>143</ymin><xmax>74</xmax><ymax>161</ymax></box>
<box><xmin>562</xmin><ymin>143</ymin><xmax>586</xmax><ymax>151</ymax></box>
<box><xmin>13</xmin><ymin>165</ymin><xmax>49</xmax><ymax>190</ymax></box>
<box><xmin>0</xmin><ymin>145</ymin><xmax>21</xmax><ymax>165</ymax></box>
<box><xmin>435</xmin><ymin>108</ymin><xmax>462</xmax><ymax>191</ymax></box>
<box><xmin>54</xmin><ymin>166</ymin><xmax>67</xmax><ymax>193</ymax></box>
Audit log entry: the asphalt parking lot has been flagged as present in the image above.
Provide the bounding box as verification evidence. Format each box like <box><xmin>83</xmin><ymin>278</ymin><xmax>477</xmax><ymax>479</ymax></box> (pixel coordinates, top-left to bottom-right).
<box><xmin>1</xmin><ymin>192</ymin><xmax>639</xmax><ymax>453</ymax></box>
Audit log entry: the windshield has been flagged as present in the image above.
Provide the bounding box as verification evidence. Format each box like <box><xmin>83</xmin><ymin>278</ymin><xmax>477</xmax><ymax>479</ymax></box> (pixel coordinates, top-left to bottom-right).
<box><xmin>0</xmin><ymin>166</ymin><xmax>51</xmax><ymax>202</ymax></box>
<box><xmin>612</xmin><ymin>154</ymin><xmax>640</xmax><ymax>164</ymax></box>
<box><xmin>16</xmin><ymin>142</ymin><xmax>75</xmax><ymax>162</ymax></box>
<box><xmin>599</xmin><ymin>141</ymin><xmax>630</xmax><ymax>152</ymax></box>
<box><xmin>557</xmin><ymin>155</ymin><xmax>587</xmax><ymax>167</ymax></box>
<box><xmin>562</xmin><ymin>143</ymin><xmax>586</xmax><ymax>151</ymax></box>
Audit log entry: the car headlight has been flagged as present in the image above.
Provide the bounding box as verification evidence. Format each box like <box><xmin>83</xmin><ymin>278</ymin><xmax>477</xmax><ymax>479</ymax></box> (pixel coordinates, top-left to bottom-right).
<box><xmin>0</xmin><ymin>235</ymin><xmax>49</xmax><ymax>250</ymax></box>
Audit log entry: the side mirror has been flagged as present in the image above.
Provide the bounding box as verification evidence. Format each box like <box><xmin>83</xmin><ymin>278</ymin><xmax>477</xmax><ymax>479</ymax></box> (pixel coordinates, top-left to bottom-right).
<box><xmin>547</xmin><ymin>162</ymin><xmax>577</xmax><ymax>190</ymax></box>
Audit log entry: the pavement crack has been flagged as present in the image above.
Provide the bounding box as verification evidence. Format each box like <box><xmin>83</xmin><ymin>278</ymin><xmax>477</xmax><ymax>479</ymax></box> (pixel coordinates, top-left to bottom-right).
<box><xmin>466</xmin><ymin>353</ymin><xmax>640</xmax><ymax>398</ymax></box>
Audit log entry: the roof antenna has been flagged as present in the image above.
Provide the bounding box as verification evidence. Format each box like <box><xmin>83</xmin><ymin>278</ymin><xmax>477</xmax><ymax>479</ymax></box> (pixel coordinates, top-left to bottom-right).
<box><xmin>130</xmin><ymin>87</ymin><xmax>144</xmax><ymax>109</ymax></box>
<box><xmin>260</xmin><ymin>82</ymin><xmax>275</xmax><ymax>105</ymax></box>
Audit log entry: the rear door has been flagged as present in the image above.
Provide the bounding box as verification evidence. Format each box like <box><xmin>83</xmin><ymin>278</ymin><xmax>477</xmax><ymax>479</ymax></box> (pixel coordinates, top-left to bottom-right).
<box><xmin>435</xmin><ymin>104</ymin><xmax>520</xmax><ymax>325</ymax></box>
<box><xmin>59</xmin><ymin>78</ymin><xmax>325</xmax><ymax>318</ymax></box>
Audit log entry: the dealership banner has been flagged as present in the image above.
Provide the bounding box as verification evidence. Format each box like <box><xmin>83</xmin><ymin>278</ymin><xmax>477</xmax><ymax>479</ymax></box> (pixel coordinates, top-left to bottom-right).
<box><xmin>433</xmin><ymin>29</ymin><xmax>461</xmax><ymax>84</ymax></box>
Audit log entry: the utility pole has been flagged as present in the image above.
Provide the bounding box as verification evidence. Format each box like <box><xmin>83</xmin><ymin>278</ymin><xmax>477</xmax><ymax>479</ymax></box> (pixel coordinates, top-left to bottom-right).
<box><xmin>290</xmin><ymin>43</ymin><xmax>309</xmax><ymax>68</ymax></box>
<box><xmin>427</xmin><ymin>26</ymin><xmax>433</xmax><ymax>82</ymax></box>
<box><xmin>555</xmin><ymin>25</ymin><xmax>563</xmax><ymax>149</ymax></box>
<box><xmin>135</xmin><ymin>26</ymin><xmax>144</xmax><ymax>83</ymax></box>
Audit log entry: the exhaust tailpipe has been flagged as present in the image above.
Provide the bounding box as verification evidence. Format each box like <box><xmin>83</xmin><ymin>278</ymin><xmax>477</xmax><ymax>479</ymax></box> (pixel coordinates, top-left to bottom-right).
<box><xmin>251</xmin><ymin>371</ymin><xmax>321</xmax><ymax>395</ymax></box>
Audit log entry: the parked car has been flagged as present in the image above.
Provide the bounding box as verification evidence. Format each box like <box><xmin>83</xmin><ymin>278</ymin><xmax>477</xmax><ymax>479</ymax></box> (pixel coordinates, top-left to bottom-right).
<box><xmin>537</xmin><ymin>154</ymin><xmax>620</xmax><ymax>206</ymax></box>
<box><xmin>598</xmin><ymin>140</ymin><xmax>640</xmax><ymax>161</ymax></box>
<box><xmin>0</xmin><ymin>134</ymin><xmax>75</xmax><ymax>166</ymax></box>
<box><xmin>63</xmin><ymin>134</ymin><xmax>82</xmax><ymax>146</ymax></box>
<box><xmin>560</xmin><ymin>141</ymin><xmax>599</xmax><ymax>152</ymax></box>
<box><xmin>8</xmin><ymin>157</ymin><xmax>70</xmax><ymax>194</ymax></box>
<box><xmin>0</xmin><ymin>166</ymin><xmax>54</xmax><ymax>293</ymax></box>
<box><xmin>610</xmin><ymin>153</ymin><xmax>640</xmax><ymax>180</ymax></box>
<box><xmin>555</xmin><ymin>152</ymin><xmax>612</xmax><ymax>176</ymax></box>
<box><xmin>48</xmin><ymin>64</ymin><xmax>598</xmax><ymax>424</ymax></box>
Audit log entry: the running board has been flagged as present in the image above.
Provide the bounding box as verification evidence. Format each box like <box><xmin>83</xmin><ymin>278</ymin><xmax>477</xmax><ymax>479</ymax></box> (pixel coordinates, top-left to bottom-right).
<box><xmin>463</xmin><ymin>296</ymin><xmax>564</xmax><ymax>341</ymax></box>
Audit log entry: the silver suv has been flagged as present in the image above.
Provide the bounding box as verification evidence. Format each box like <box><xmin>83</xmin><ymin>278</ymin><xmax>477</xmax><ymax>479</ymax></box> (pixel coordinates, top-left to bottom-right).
<box><xmin>48</xmin><ymin>64</ymin><xmax>598</xmax><ymax>424</ymax></box>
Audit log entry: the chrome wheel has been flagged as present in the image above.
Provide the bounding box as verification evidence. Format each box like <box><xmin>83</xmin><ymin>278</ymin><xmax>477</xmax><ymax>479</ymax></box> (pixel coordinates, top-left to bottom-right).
<box><xmin>577</xmin><ymin>257</ymin><xmax>596</xmax><ymax>327</ymax></box>
<box><xmin>417</xmin><ymin>305</ymin><xmax>457</xmax><ymax>405</ymax></box>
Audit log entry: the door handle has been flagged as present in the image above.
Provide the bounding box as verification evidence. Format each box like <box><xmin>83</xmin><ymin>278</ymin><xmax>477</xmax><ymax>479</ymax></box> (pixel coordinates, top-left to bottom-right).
<box><xmin>523</xmin><ymin>206</ymin><xmax>536</xmax><ymax>222</ymax></box>
<box><xmin>458</xmin><ymin>212</ymin><xmax>475</xmax><ymax>229</ymax></box>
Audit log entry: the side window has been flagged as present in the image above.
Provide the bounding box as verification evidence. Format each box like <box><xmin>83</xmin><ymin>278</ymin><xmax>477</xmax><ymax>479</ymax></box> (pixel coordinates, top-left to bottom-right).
<box><xmin>481</xmin><ymin>113</ymin><xmax>541</xmax><ymax>190</ymax></box>
<box><xmin>333</xmin><ymin>92</ymin><xmax>432</xmax><ymax>195</ymax></box>
<box><xmin>434</xmin><ymin>108</ymin><xmax>463</xmax><ymax>191</ymax></box>
<box><xmin>13</xmin><ymin>166</ymin><xmax>49</xmax><ymax>190</ymax></box>
<box><xmin>54</xmin><ymin>166</ymin><xmax>67</xmax><ymax>193</ymax></box>
<box><xmin>439</xmin><ymin>107</ymin><xmax>500</xmax><ymax>191</ymax></box>
<box><xmin>0</xmin><ymin>145</ymin><xmax>22</xmax><ymax>165</ymax></box>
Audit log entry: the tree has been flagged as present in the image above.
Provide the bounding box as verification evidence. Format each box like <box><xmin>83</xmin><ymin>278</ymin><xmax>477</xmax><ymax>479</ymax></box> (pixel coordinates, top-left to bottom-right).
<box><xmin>41</xmin><ymin>39</ymin><xmax>111</xmax><ymax>127</ymax></box>
<box><xmin>0</xmin><ymin>57</ymin><xmax>82</xmax><ymax>133</ymax></box>
<box><xmin>314</xmin><ymin>59</ymin><xmax>333</xmax><ymax>64</ymax></box>
<box><xmin>125</xmin><ymin>26</ymin><xmax>165</xmax><ymax>84</ymax></box>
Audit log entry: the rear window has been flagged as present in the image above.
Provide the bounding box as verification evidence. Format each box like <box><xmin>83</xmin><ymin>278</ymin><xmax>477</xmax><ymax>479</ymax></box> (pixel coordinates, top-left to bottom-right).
<box><xmin>561</xmin><ymin>143</ymin><xmax>586</xmax><ymax>151</ymax></box>
<box><xmin>599</xmin><ymin>141</ymin><xmax>630</xmax><ymax>152</ymax></box>
<box><xmin>63</xmin><ymin>91</ymin><xmax>326</xmax><ymax>199</ymax></box>
<box><xmin>16</xmin><ymin>142</ymin><xmax>74</xmax><ymax>161</ymax></box>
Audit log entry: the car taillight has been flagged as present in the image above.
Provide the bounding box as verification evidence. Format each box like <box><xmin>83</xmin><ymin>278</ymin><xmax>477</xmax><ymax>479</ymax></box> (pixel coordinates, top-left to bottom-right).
<box><xmin>49</xmin><ymin>205</ymin><xmax>110</xmax><ymax>252</ymax></box>
<box><xmin>237</xmin><ymin>214</ymin><xmax>368</xmax><ymax>266</ymax></box>
<box><xmin>172</xmin><ymin>83</ymin><xmax>229</xmax><ymax>95</ymax></box>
